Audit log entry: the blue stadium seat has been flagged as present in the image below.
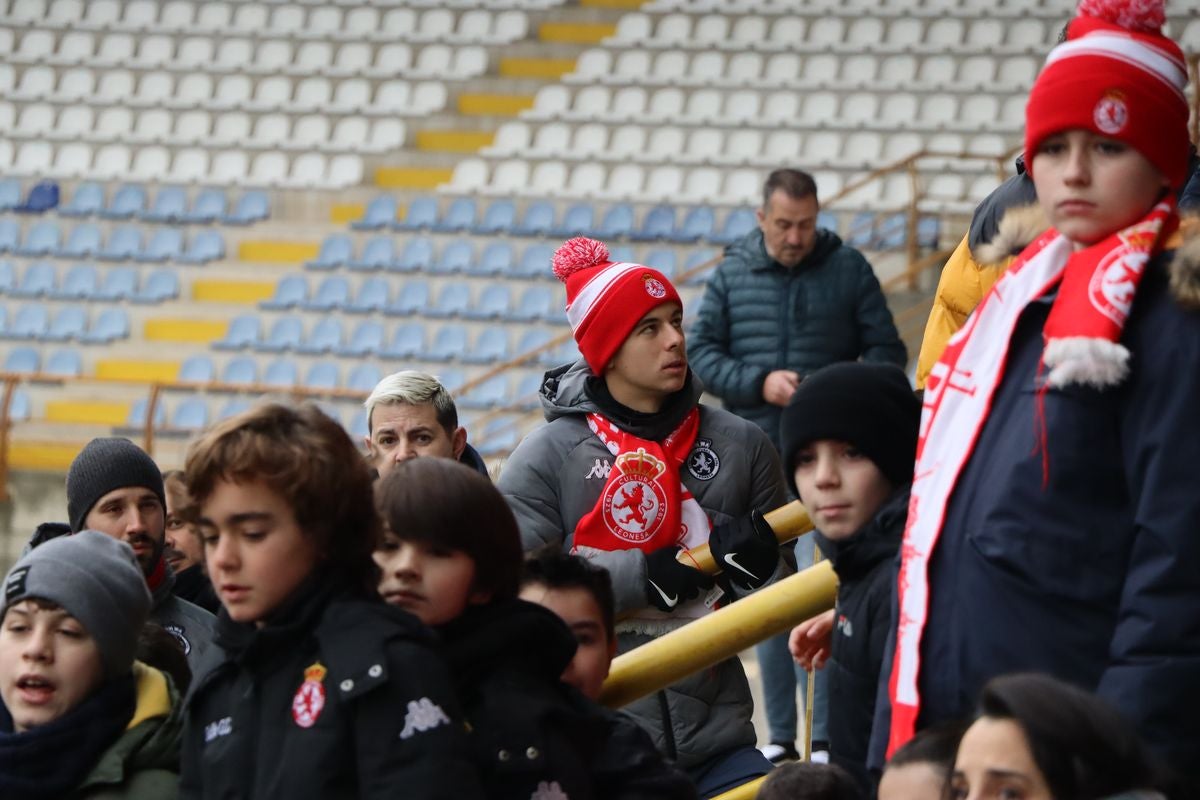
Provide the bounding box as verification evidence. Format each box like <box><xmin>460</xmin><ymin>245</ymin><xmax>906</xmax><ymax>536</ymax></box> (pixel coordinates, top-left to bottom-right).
<box><xmin>346</xmin><ymin>277</ymin><xmax>390</xmax><ymax>314</ymax></box>
<box><xmin>459</xmin><ymin>374</ymin><xmax>511</xmax><ymax>410</ymax></box>
<box><xmin>220</xmin><ymin>357</ymin><xmax>258</xmax><ymax>386</ymax></box>
<box><xmin>224</xmin><ymin>190</ymin><xmax>269</xmax><ymax>225</ymax></box>
<box><xmin>347</xmin><ymin>409</ymin><xmax>368</xmax><ymax>438</ymax></box>
<box><xmin>102</xmin><ymin>185</ymin><xmax>147</xmax><ymax>220</ymax></box>
<box><xmin>381</xmin><ymin>322</ymin><xmax>425</xmax><ymax>359</ymax></box>
<box><xmin>426</xmin><ymin>282</ymin><xmax>471</xmax><ymax>318</ymax></box>
<box><xmin>437</xmin><ymin>367</ymin><xmax>466</xmax><ymax>394</ymax></box>
<box><xmin>463</xmin><ymin>326</ymin><xmax>510</xmax><ymax>364</ymax></box>
<box><xmin>509</xmin><ymin>285</ymin><xmax>556</xmax><ymax>322</ymax></box>
<box><xmin>298</xmin><ymin>317</ymin><xmax>343</xmax><ymax>355</ymax></box>
<box><xmin>0</xmin><ymin>221</ymin><xmax>20</xmax><ymax>253</ymax></box>
<box><xmin>513</xmin><ymin>201</ymin><xmax>556</xmax><ymax>237</ymax></box>
<box><xmin>917</xmin><ymin>216</ymin><xmax>941</xmax><ymax>249</ymax></box>
<box><xmin>674</xmin><ymin>207</ymin><xmax>715</xmax><ymax>243</ymax></box>
<box><xmin>217</xmin><ymin>397</ymin><xmax>252</xmax><ymax>418</ymax></box>
<box><xmin>11</xmin><ymin>262</ymin><xmax>56</xmax><ymax>298</ymax></box>
<box><xmin>45</xmin><ymin>306</ymin><xmax>87</xmax><ymax>341</ymax></box>
<box><xmin>474</xmin><ymin>200</ymin><xmax>517</xmax><ymax>235</ymax></box>
<box><xmin>138</xmin><ymin>228</ymin><xmax>184</xmax><ymax>263</ymax></box>
<box><xmin>596</xmin><ymin>204</ymin><xmax>635</xmax><ymax>240</ymax></box>
<box><xmin>511</xmin><ymin>243</ymin><xmax>553</xmax><ymax>280</ymax></box>
<box><xmin>44</xmin><ymin>348</ymin><xmax>82</xmax><ymax>377</ymax></box>
<box><xmin>394</xmin><ymin>237</ymin><xmax>434</xmax><ymax>273</ymax></box>
<box><xmin>874</xmin><ymin>213</ymin><xmax>907</xmax><ymax>250</ymax></box>
<box><xmin>305</xmin><ymin>234</ymin><xmax>353</xmax><ymax>271</ymax></box>
<box><xmin>141</xmin><ymin>187</ymin><xmax>188</xmax><ymax>223</ymax></box>
<box><xmin>543</xmin><ymin>337</ymin><xmax>582</xmax><ymax>367</ymax></box>
<box><xmin>134</xmin><ymin>269</ymin><xmax>180</xmax><ymax>303</ymax></box>
<box><xmin>644</xmin><ymin>248</ymin><xmax>678</xmax><ymax>279</ymax></box>
<box><xmin>0</xmin><ymin>179</ymin><xmax>21</xmax><ymax>212</ymax></box>
<box><xmin>0</xmin><ymin>306</ymin><xmax>8</xmax><ymax>337</ymax></box>
<box><xmin>0</xmin><ymin>260</ymin><xmax>15</xmax><ymax>294</ymax></box>
<box><xmin>179</xmin><ymin>230</ymin><xmax>225</xmax><ymax>264</ymax></box>
<box><xmin>349</xmin><ymin>236</ymin><xmax>397</xmax><ymax>272</ymax></box>
<box><xmin>214</xmin><ymin>314</ymin><xmax>262</xmax><ymax>350</ymax></box>
<box><xmin>303</xmin><ymin>361</ymin><xmax>339</xmax><ymax>390</ymax></box>
<box><xmin>845</xmin><ymin>212</ymin><xmax>876</xmax><ymax>250</ymax></box>
<box><xmin>60</xmin><ymin>183</ymin><xmax>105</xmax><ymax>218</ymax></box>
<box><xmin>631</xmin><ymin>205</ymin><xmax>676</xmax><ymax>242</ymax></box>
<box><xmin>80</xmin><ymin>307</ymin><xmax>130</xmax><ymax>343</ymax></box>
<box><xmin>712</xmin><ymin>208</ymin><xmax>756</xmax><ymax>245</ymax></box>
<box><xmin>347</xmin><ymin>363</ymin><xmax>383</xmax><ymax>392</ymax></box>
<box><xmin>179</xmin><ymin>355</ymin><xmax>216</xmax><ymax>383</ymax></box>
<box><xmin>171</xmin><ymin>397</ymin><xmax>210</xmax><ymax>431</ymax></box>
<box><xmin>352</xmin><ymin>195</ymin><xmax>398</xmax><ymax>231</ymax></box>
<box><xmin>261</xmin><ymin>275</ymin><xmax>309</xmax><ymax>310</ymax></box>
<box><xmin>465</xmin><ymin>284</ymin><xmax>512</xmax><ymax>320</ymax></box>
<box><xmin>516</xmin><ymin>328</ymin><xmax>553</xmax><ymax>360</ymax></box>
<box><xmin>513</xmin><ymin>372</ymin><xmax>544</xmax><ymax>411</ymax></box>
<box><xmin>467</xmin><ymin>242</ymin><xmax>513</xmax><ymax>277</ymax></box>
<box><xmin>387</xmin><ymin>279</ymin><xmax>431</xmax><ymax>316</ymax></box>
<box><xmin>303</xmin><ymin>275</ymin><xmax>350</xmax><ymax>311</ymax></box>
<box><xmin>339</xmin><ymin>320</ymin><xmax>385</xmax><ymax>357</ymax></box>
<box><xmin>184</xmin><ymin>189</ymin><xmax>227</xmax><ymax>224</ymax></box>
<box><xmin>431</xmin><ymin>239</ymin><xmax>472</xmax><ymax>275</ymax></box>
<box><xmin>9</xmin><ymin>304</ymin><xmax>50</xmax><ymax>339</ymax></box>
<box><xmin>4</xmin><ymin>347</ymin><xmax>39</xmax><ymax>373</ymax></box>
<box><xmin>315</xmin><ymin>403</ymin><xmax>342</xmax><ymax>425</ymax></box>
<box><xmin>554</xmin><ymin>203</ymin><xmax>594</xmax><ymax>238</ymax></box>
<box><xmin>263</xmin><ymin>359</ymin><xmax>299</xmax><ymax>388</ymax></box>
<box><xmin>95</xmin><ymin>267</ymin><xmax>138</xmax><ymax>301</ymax></box>
<box><xmin>683</xmin><ymin>249</ymin><xmax>719</xmax><ymax>286</ymax></box>
<box><xmin>476</xmin><ymin>415</ymin><xmax>520</xmax><ymax>456</ymax></box>
<box><xmin>99</xmin><ymin>226</ymin><xmax>143</xmax><ymax>261</ymax></box>
<box><xmin>16</xmin><ymin>221</ymin><xmax>61</xmax><ymax>257</ymax></box>
<box><xmin>394</xmin><ymin>196</ymin><xmax>438</xmax><ymax>231</ymax></box>
<box><xmin>125</xmin><ymin>398</ymin><xmax>166</xmax><ymax>429</ymax></box>
<box><xmin>16</xmin><ymin>181</ymin><xmax>60</xmax><ymax>214</ymax></box>
<box><xmin>60</xmin><ymin>223</ymin><xmax>103</xmax><ymax>258</ymax></box>
<box><xmin>257</xmin><ymin>315</ymin><xmax>304</xmax><ymax>353</ymax></box>
<box><xmin>433</xmin><ymin>198</ymin><xmax>476</xmax><ymax>233</ymax></box>
<box><xmin>817</xmin><ymin>211</ymin><xmax>838</xmax><ymax>233</ymax></box>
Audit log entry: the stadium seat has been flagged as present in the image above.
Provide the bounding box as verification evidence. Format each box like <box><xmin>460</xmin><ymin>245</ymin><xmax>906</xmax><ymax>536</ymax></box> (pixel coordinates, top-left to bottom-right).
<box><xmin>125</xmin><ymin>398</ymin><xmax>167</xmax><ymax>431</ymax></box>
<box><xmin>514</xmin><ymin>201</ymin><xmax>558</xmax><ymax>237</ymax></box>
<box><xmin>3</xmin><ymin>347</ymin><xmax>40</xmax><ymax>374</ymax></box>
<box><xmin>0</xmin><ymin>221</ymin><xmax>20</xmax><ymax>254</ymax></box>
<box><xmin>476</xmin><ymin>416</ymin><xmax>520</xmax><ymax>456</ymax></box>
<box><xmin>644</xmin><ymin>248</ymin><xmax>678</xmax><ymax>279</ymax></box>
<box><xmin>675</xmin><ymin>207</ymin><xmax>715</xmax><ymax>243</ymax></box>
<box><xmin>712</xmin><ymin>208</ymin><xmax>757</xmax><ymax>245</ymax></box>
<box><xmin>139</xmin><ymin>229</ymin><xmax>183</xmax><ymax>263</ymax></box>
<box><xmin>184</xmin><ymin>189</ymin><xmax>227</xmax><ymax>224</ymax></box>
<box><xmin>459</xmin><ymin>374</ymin><xmax>511</xmax><ymax>410</ymax></box>
<box><xmin>170</xmin><ymin>397</ymin><xmax>210</xmax><ymax>431</ymax></box>
<box><xmin>304</xmin><ymin>361</ymin><xmax>340</xmax><ymax>390</ymax></box>
<box><xmin>339</xmin><ymin>320</ymin><xmax>386</xmax><ymax>358</ymax></box>
<box><xmin>433</xmin><ymin>198</ymin><xmax>477</xmax><ymax>233</ymax></box>
<box><xmin>512</xmin><ymin>243</ymin><xmax>553</xmax><ymax>280</ymax></box>
<box><xmin>298</xmin><ymin>276</ymin><xmax>348</xmax><ymax>313</ymax></box>
<box><xmin>263</xmin><ymin>359</ymin><xmax>299</xmax><ymax>388</ymax></box>
<box><xmin>49</xmin><ymin>264</ymin><xmax>96</xmax><ymax>301</ymax></box>
<box><xmin>395</xmin><ymin>237</ymin><xmax>435</xmax><ymax>273</ymax></box>
<box><xmin>16</xmin><ymin>181</ymin><xmax>60</xmax><ymax>214</ymax></box>
<box><xmin>631</xmin><ymin>205</ymin><xmax>677</xmax><ymax>242</ymax></box>
<box><xmin>9</xmin><ymin>304</ymin><xmax>50</xmax><ymax>340</ymax></box>
<box><xmin>214</xmin><ymin>314</ymin><xmax>261</xmax><ymax>350</ymax></box>
<box><xmin>465</xmin><ymin>284</ymin><xmax>512</xmax><ymax>320</ymax></box>
<box><xmin>99</xmin><ymin>226</ymin><xmax>143</xmax><ymax>261</ymax></box>
<box><xmin>257</xmin><ymin>315</ymin><xmax>304</xmax><ymax>353</ymax></box>
<box><xmin>221</xmin><ymin>357</ymin><xmax>258</xmax><ymax>386</ymax></box>
<box><xmin>426</xmin><ymin>282</ymin><xmax>471</xmax><ymax>319</ymax></box>
<box><xmin>467</xmin><ymin>242</ymin><xmax>514</xmax><ymax>277</ymax></box>
<box><xmin>142</xmin><ymin>187</ymin><xmax>188</xmax><ymax>223</ymax></box>
<box><xmin>431</xmin><ymin>239</ymin><xmax>473</xmax><ymax>275</ymax></box>
<box><xmin>12</xmin><ymin>262</ymin><xmax>56</xmax><ymax>298</ymax></box>
<box><xmin>80</xmin><ymin>307</ymin><xmax>129</xmax><ymax>343</ymax></box>
<box><xmin>305</xmin><ymin>234</ymin><xmax>353</xmax><ymax>271</ymax></box>
<box><xmin>102</xmin><ymin>184</ymin><xmax>146</xmax><ymax>220</ymax></box>
<box><xmin>346</xmin><ymin>277</ymin><xmax>390</xmax><ymax>314</ymax></box>
<box><xmin>352</xmin><ymin>195</ymin><xmax>398</xmax><ymax>231</ymax></box>
<box><xmin>298</xmin><ymin>317</ymin><xmax>344</xmax><ymax>355</ymax></box>
<box><xmin>381</xmin><ymin>322</ymin><xmax>425</xmax><ymax>359</ymax></box>
<box><xmin>394</xmin><ymin>196</ymin><xmax>438</xmax><ymax>231</ymax></box>
<box><xmin>44</xmin><ymin>347</ymin><xmax>82</xmax><ymax>377</ymax></box>
<box><xmin>134</xmin><ymin>269</ymin><xmax>179</xmax><ymax>303</ymax></box>
<box><xmin>0</xmin><ymin>180</ymin><xmax>23</xmax><ymax>213</ymax></box>
<box><xmin>509</xmin><ymin>285</ymin><xmax>556</xmax><ymax>322</ymax></box>
<box><xmin>16</xmin><ymin>221</ymin><xmax>61</xmax><ymax>257</ymax></box>
<box><xmin>348</xmin><ymin>236</ymin><xmax>397</xmax><ymax>272</ymax></box>
<box><xmin>474</xmin><ymin>200</ymin><xmax>517</xmax><ymax>235</ymax></box>
<box><xmin>513</xmin><ymin>372</ymin><xmax>543</xmax><ymax>411</ymax></box>
<box><xmin>224</xmin><ymin>190</ymin><xmax>269</xmax><ymax>224</ymax></box>
<box><xmin>424</xmin><ymin>323</ymin><xmax>469</xmax><ymax>362</ymax></box>
<box><xmin>596</xmin><ymin>204</ymin><xmax>635</xmax><ymax>239</ymax></box>
<box><xmin>387</xmin><ymin>280</ymin><xmax>430</xmax><ymax>316</ymax></box>
<box><xmin>516</xmin><ymin>328</ymin><xmax>553</xmax><ymax>361</ymax></box>
<box><xmin>347</xmin><ymin>364</ymin><xmax>383</xmax><ymax>394</ymax></box>
<box><xmin>180</xmin><ymin>230</ymin><xmax>224</xmax><ymax>264</ymax></box>
<box><xmin>463</xmin><ymin>326</ymin><xmax>511</xmax><ymax>364</ymax></box>
<box><xmin>91</xmin><ymin>267</ymin><xmax>137</xmax><ymax>302</ymax></box>
<box><xmin>179</xmin><ymin>355</ymin><xmax>216</xmax><ymax>383</ymax></box>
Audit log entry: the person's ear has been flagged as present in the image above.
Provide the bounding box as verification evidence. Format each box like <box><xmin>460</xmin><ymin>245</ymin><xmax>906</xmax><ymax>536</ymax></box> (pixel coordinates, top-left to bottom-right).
<box><xmin>451</xmin><ymin>426</ymin><xmax>467</xmax><ymax>460</ymax></box>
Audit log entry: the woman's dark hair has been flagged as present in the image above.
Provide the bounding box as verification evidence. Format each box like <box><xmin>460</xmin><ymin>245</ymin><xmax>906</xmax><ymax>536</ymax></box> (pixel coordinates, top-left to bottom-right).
<box><xmin>973</xmin><ymin>673</ymin><xmax>1173</xmax><ymax>799</ymax></box>
<box><xmin>375</xmin><ymin>458</ymin><xmax>523</xmax><ymax>602</ymax></box>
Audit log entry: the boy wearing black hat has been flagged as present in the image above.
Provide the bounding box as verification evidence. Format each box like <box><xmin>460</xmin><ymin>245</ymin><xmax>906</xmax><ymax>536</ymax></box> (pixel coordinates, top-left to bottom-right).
<box><xmin>780</xmin><ymin>362</ymin><xmax>919</xmax><ymax>791</ymax></box>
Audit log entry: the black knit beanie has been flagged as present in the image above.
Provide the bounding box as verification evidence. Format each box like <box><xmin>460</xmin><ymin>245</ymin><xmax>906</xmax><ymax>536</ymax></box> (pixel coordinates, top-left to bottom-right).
<box><xmin>779</xmin><ymin>363</ymin><xmax>920</xmax><ymax>495</ymax></box>
<box><xmin>66</xmin><ymin>438</ymin><xmax>166</xmax><ymax>533</ymax></box>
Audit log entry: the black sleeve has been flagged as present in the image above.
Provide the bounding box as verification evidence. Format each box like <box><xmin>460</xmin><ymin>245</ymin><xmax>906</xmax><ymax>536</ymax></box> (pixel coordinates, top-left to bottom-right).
<box><xmin>592</xmin><ymin>712</ymin><xmax>699</xmax><ymax>800</ymax></box>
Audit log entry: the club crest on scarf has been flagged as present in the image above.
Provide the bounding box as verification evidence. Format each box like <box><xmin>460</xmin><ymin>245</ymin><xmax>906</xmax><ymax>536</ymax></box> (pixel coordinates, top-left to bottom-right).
<box><xmin>1088</xmin><ymin>219</ymin><xmax>1159</xmax><ymax>326</ymax></box>
<box><xmin>602</xmin><ymin>449</ymin><xmax>668</xmax><ymax>543</ymax></box>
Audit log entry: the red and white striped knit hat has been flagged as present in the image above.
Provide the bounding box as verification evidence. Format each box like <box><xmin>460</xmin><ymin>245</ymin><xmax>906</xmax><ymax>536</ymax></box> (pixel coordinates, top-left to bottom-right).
<box><xmin>1025</xmin><ymin>0</ymin><xmax>1190</xmax><ymax>188</ymax></box>
<box><xmin>552</xmin><ymin>237</ymin><xmax>682</xmax><ymax>375</ymax></box>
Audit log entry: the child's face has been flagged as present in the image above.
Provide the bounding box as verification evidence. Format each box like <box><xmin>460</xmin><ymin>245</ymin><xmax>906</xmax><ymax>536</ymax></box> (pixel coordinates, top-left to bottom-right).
<box><xmin>793</xmin><ymin>439</ymin><xmax>893</xmax><ymax>541</ymax></box>
<box><xmin>518</xmin><ymin>583</ymin><xmax>616</xmax><ymax>701</ymax></box>
<box><xmin>1032</xmin><ymin>129</ymin><xmax>1167</xmax><ymax>250</ymax></box>
<box><xmin>0</xmin><ymin>601</ymin><xmax>105</xmax><ymax>732</ymax></box>
<box><xmin>878</xmin><ymin>762</ymin><xmax>946</xmax><ymax>800</ymax></box>
<box><xmin>375</xmin><ymin>532</ymin><xmax>488</xmax><ymax>626</ymax></box>
<box><xmin>197</xmin><ymin>479</ymin><xmax>322</xmax><ymax>626</ymax></box>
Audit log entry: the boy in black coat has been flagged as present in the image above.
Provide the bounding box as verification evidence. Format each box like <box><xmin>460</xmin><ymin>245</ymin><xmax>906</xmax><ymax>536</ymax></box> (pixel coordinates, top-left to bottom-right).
<box><xmin>780</xmin><ymin>363</ymin><xmax>919</xmax><ymax>790</ymax></box>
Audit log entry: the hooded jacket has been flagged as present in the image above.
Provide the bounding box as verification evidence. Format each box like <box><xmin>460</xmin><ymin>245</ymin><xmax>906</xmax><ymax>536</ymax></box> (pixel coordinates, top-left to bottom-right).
<box><xmin>689</xmin><ymin>228</ymin><xmax>906</xmax><ymax>450</ymax></box>
<box><xmin>497</xmin><ymin>362</ymin><xmax>788</xmax><ymax>773</ymax></box>
<box><xmin>148</xmin><ymin>563</ymin><xmax>215</xmax><ymax>674</ymax></box>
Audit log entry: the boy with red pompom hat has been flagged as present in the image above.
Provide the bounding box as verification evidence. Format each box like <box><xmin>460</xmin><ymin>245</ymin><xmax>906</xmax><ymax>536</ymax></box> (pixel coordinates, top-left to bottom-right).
<box><xmin>498</xmin><ymin>238</ymin><xmax>790</xmax><ymax>797</ymax></box>
<box><xmin>876</xmin><ymin>0</ymin><xmax>1200</xmax><ymax>783</ymax></box>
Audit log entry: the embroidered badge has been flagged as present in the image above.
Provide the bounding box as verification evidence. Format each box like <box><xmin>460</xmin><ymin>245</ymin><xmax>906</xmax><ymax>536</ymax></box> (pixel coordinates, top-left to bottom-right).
<box><xmin>4</xmin><ymin>566</ymin><xmax>29</xmax><ymax>603</ymax></box>
<box><xmin>687</xmin><ymin>439</ymin><xmax>720</xmax><ymax>481</ymax></box>
<box><xmin>1093</xmin><ymin>91</ymin><xmax>1128</xmax><ymax>135</ymax></box>
<box><xmin>292</xmin><ymin>662</ymin><xmax>327</xmax><ymax>729</ymax></box>
<box><xmin>643</xmin><ymin>275</ymin><xmax>667</xmax><ymax>299</ymax></box>
<box><xmin>399</xmin><ymin>697</ymin><xmax>451</xmax><ymax>739</ymax></box>
<box><xmin>163</xmin><ymin>623</ymin><xmax>191</xmax><ymax>656</ymax></box>
<box><xmin>601</xmin><ymin>449</ymin><xmax>668</xmax><ymax>543</ymax></box>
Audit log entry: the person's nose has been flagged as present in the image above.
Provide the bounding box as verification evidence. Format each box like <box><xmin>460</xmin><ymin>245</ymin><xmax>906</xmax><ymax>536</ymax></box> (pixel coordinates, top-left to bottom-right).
<box><xmin>1063</xmin><ymin>144</ymin><xmax>1090</xmax><ymax>186</ymax></box>
<box><xmin>22</xmin><ymin>625</ymin><xmax>53</xmax><ymax>663</ymax></box>
<box><xmin>209</xmin><ymin>534</ymin><xmax>237</xmax><ymax>575</ymax></box>
<box><xmin>814</xmin><ymin>456</ymin><xmax>840</xmax><ymax>488</ymax></box>
<box><xmin>393</xmin><ymin>441</ymin><xmax>418</xmax><ymax>462</ymax></box>
<box><xmin>393</xmin><ymin>544</ymin><xmax>421</xmax><ymax>578</ymax></box>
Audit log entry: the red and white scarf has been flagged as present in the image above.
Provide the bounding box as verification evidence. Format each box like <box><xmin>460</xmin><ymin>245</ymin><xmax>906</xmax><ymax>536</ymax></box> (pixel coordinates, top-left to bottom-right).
<box><xmin>573</xmin><ymin>409</ymin><xmax>714</xmax><ymax>625</ymax></box>
<box><xmin>886</xmin><ymin>200</ymin><xmax>1177</xmax><ymax>755</ymax></box>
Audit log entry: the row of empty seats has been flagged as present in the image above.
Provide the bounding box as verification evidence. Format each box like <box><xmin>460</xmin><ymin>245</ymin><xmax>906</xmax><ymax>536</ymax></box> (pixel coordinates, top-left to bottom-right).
<box><xmin>2</xmin><ymin>2</ymin><xmax>540</xmax><ymax>42</ymax></box>
<box><xmin>0</xmin><ymin>221</ymin><xmax>224</xmax><ymax>263</ymax></box>
<box><xmin>0</xmin><ymin>305</ymin><xmax>130</xmax><ymax>343</ymax></box>
<box><xmin>641</xmin><ymin>0</ymin><xmax>1139</xmax><ymax>19</ymax></box>
<box><xmin>0</xmin><ymin>263</ymin><xmax>179</xmax><ymax>303</ymax></box>
<box><xmin>2</xmin><ymin>345</ymin><xmax>89</xmax><ymax>376</ymax></box>
<box><xmin>1</xmin><ymin>140</ymin><xmax>363</xmax><ymax>188</ymax></box>
<box><xmin>1</xmin><ymin>181</ymin><xmax>268</xmax><ymax>224</ymax></box>
<box><xmin>2</xmin><ymin>37</ymin><xmax>492</xmax><ymax>80</ymax></box>
<box><xmin>4</xmin><ymin>104</ymin><xmax>407</xmax><ymax>156</ymax></box>
<box><xmin>567</xmin><ymin>49</ymin><xmax>1042</xmax><ymax>93</ymax></box>
<box><xmin>1</xmin><ymin>69</ymin><xmax>451</xmax><ymax>115</ymax></box>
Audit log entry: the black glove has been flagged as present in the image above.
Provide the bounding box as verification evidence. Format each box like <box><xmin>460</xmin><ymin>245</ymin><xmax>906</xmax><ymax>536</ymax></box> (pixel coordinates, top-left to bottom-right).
<box><xmin>644</xmin><ymin>546</ymin><xmax>715</xmax><ymax>612</ymax></box>
<box><xmin>707</xmin><ymin>510</ymin><xmax>780</xmax><ymax>590</ymax></box>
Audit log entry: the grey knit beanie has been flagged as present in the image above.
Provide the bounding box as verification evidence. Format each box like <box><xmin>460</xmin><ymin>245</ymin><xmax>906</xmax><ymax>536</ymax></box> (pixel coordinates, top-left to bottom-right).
<box><xmin>1</xmin><ymin>531</ymin><xmax>152</xmax><ymax>678</ymax></box>
<box><xmin>66</xmin><ymin>438</ymin><xmax>166</xmax><ymax>533</ymax></box>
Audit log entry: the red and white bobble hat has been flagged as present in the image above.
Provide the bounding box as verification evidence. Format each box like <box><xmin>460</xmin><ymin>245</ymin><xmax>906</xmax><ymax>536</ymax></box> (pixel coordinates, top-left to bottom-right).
<box><xmin>552</xmin><ymin>237</ymin><xmax>682</xmax><ymax>375</ymax></box>
<box><xmin>1025</xmin><ymin>0</ymin><xmax>1190</xmax><ymax>188</ymax></box>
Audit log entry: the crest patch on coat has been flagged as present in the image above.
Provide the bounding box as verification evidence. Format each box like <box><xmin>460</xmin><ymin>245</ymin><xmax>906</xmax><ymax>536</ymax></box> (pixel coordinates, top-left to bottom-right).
<box><xmin>292</xmin><ymin>662</ymin><xmax>327</xmax><ymax>729</ymax></box>
<box><xmin>163</xmin><ymin>623</ymin><xmax>191</xmax><ymax>655</ymax></box>
<box><xmin>687</xmin><ymin>439</ymin><xmax>720</xmax><ymax>481</ymax></box>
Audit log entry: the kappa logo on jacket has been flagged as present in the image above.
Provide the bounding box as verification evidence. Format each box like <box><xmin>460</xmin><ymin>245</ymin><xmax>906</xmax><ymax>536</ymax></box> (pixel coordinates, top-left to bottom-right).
<box><xmin>530</xmin><ymin>781</ymin><xmax>569</xmax><ymax>800</ymax></box>
<box><xmin>204</xmin><ymin>716</ymin><xmax>233</xmax><ymax>743</ymax></box>
<box><xmin>585</xmin><ymin>458</ymin><xmax>612</xmax><ymax>479</ymax></box>
<box><xmin>399</xmin><ymin>697</ymin><xmax>450</xmax><ymax>740</ymax></box>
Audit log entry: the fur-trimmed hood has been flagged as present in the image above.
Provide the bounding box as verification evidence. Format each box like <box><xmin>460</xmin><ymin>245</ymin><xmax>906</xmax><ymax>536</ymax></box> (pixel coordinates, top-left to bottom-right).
<box><xmin>972</xmin><ymin>203</ymin><xmax>1200</xmax><ymax>310</ymax></box>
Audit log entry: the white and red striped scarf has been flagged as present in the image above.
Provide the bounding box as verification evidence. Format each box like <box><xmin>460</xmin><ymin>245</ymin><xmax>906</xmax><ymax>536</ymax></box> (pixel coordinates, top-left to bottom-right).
<box><xmin>886</xmin><ymin>200</ymin><xmax>1177</xmax><ymax>755</ymax></box>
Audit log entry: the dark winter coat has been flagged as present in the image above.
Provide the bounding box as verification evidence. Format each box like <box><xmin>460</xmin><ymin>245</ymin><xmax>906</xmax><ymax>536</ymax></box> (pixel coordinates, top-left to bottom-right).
<box><xmin>180</xmin><ymin>575</ymin><xmax>483</xmax><ymax>799</ymax></box>
<box><xmin>149</xmin><ymin>563</ymin><xmax>215</xmax><ymax>674</ymax></box>
<box><xmin>814</xmin><ymin>489</ymin><xmax>905</xmax><ymax>792</ymax></box>
<box><xmin>689</xmin><ymin>228</ymin><xmax>906</xmax><ymax>450</ymax></box>
<box><xmin>171</xmin><ymin>565</ymin><xmax>220</xmax><ymax>615</ymax></box>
